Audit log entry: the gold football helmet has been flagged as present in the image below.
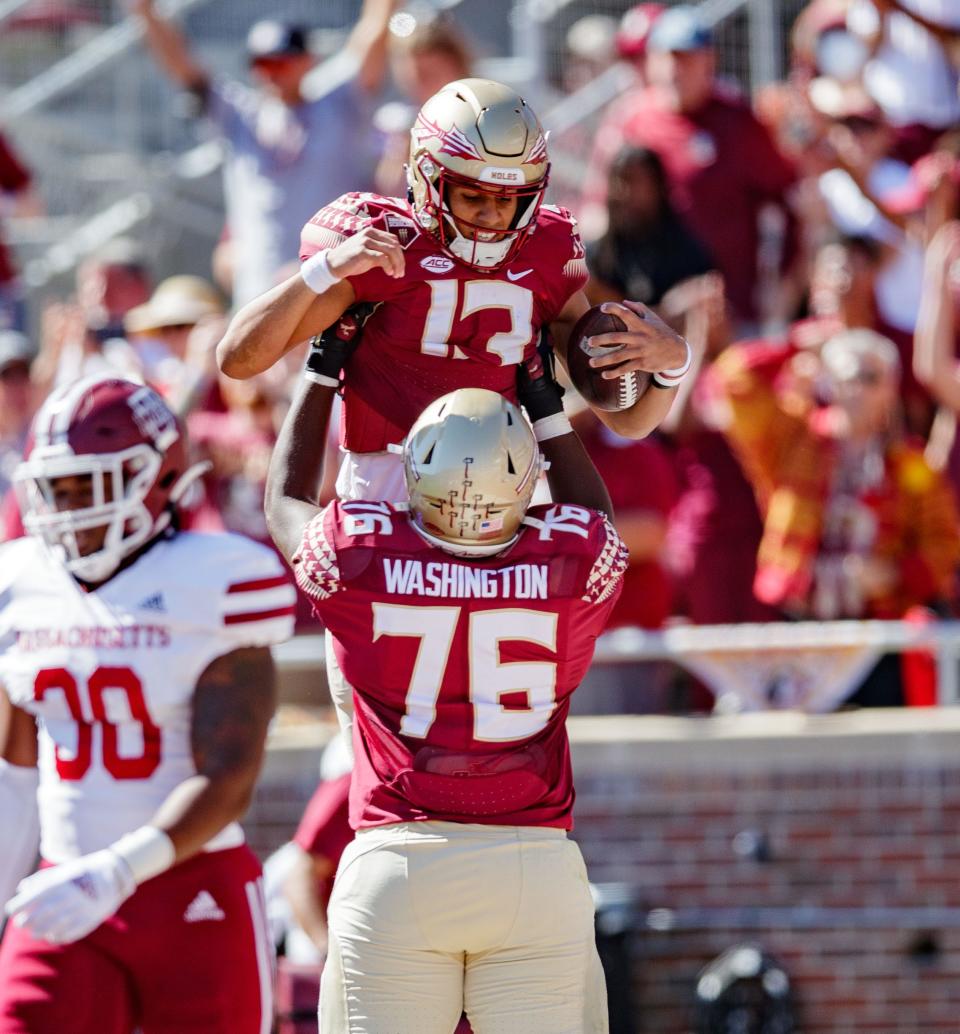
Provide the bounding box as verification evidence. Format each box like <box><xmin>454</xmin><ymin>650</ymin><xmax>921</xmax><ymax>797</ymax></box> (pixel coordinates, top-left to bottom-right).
<box><xmin>404</xmin><ymin>388</ymin><xmax>542</xmax><ymax>556</ymax></box>
<box><xmin>407</xmin><ymin>78</ymin><xmax>550</xmax><ymax>271</ymax></box>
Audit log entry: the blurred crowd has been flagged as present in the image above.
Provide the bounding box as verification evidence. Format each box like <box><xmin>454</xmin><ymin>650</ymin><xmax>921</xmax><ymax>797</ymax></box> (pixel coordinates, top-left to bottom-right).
<box><xmin>3</xmin><ymin>0</ymin><xmax>960</xmax><ymax>709</ymax></box>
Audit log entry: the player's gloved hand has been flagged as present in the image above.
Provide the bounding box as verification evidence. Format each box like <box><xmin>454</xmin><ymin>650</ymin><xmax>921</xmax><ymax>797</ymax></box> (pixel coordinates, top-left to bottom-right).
<box><xmin>304</xmin><ymin>303</ymin><xmax>376</xmax><ymax>388</ymax></box>
<box><xmin>5</xmin><ymin>848</ymin><xmax>137</xmax><ymax>945</ymax></box>
<box><xmin>517</xmin><ymin>327</ymin><xmax>565</xmax><ymax>423</ymax></box>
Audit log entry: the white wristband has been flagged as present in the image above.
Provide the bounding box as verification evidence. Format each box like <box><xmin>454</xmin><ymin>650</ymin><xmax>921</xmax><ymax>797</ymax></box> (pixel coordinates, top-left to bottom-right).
<box><xmin>109</xmin><ymin>826</ymin><xmax>175</xmax><ymax>886</ymax></box>
<box><xmin>533</xmin><ymin>413</ymin><xmax>573</xmax><ymax>441</ymax></box>
<box><xmin>653</xmin><ymin>340</ymin><xmax>692</xmax><ymax>387</ymax></box>
<box><xmin>300</xmin><ymin>250</ymin><xmax>342</xmax><ymax>295</ymax></box>
<box><xmin>304</xmin><ymin>370</ymin><xmax>341</xmax><ymax>388</ymax></box>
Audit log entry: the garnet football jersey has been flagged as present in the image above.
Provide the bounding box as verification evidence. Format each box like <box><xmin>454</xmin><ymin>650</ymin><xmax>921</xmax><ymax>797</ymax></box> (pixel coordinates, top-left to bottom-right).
<box><xmin>300</xmin><ymin>193</ymin><xmax>588</xmax><ymax>453</ymax></box>
<box><xmin>293</xmin><ymin>500</ymin><xmax>627</xmax><ymax>830</ymax></box>
<box><xmin>0</xmin><ymin>532</ymin><xmax>296</xmax><ymax>864</ymax></box>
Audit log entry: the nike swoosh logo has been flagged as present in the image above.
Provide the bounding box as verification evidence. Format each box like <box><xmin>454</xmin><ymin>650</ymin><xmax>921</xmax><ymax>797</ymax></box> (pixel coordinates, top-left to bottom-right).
<box><xmin>506</xmin><ymin>269</ymin><xmax>533</xmax><ymax>282</ymax></box>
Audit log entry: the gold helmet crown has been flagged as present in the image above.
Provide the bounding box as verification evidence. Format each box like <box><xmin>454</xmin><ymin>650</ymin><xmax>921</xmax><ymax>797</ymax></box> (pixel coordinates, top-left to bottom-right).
<box><xmin>404</xmin><ymin>388</ymin><xmax>542</xmax><ymax>556</ymax></box>
<box><xmin>407</xmin><ymin>78</ymin><xmax>550</xmax><ymax>271</ymax></box>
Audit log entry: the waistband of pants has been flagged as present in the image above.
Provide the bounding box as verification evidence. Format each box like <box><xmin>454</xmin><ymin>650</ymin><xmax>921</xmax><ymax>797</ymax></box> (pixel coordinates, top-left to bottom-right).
<box><xmin>355</xmin><ymin>821</ymin><xmax>568</xmax><ymax>842</ymax></box>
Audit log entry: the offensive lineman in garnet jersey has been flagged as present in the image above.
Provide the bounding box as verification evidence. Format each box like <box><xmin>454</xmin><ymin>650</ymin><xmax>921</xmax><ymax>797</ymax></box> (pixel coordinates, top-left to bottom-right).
<box><xmin>0</xmin><ymin>376</ymin><xmax>295</xmax><ymax>1034</ymax></box>
<box><xmin>218</xmin><ymin>77</ymin><xmax>691</xmax><ymax>501</ymax></box>
<box><xmin>266</xmin><ymin>356</ymin><xmax>627</xmax><ymax>1031</ymax></box>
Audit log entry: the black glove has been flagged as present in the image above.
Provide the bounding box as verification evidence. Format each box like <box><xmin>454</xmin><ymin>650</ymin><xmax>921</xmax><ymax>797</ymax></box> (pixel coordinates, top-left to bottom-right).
<box><xmin>304</xmin><ymin>303</ymin><xmax>376</xmax><ymax>386</ymax></box>
<box><xmin>516</xmin><ymin>327</ymin><xmax>565</xmax><ymax>423</ymax></box>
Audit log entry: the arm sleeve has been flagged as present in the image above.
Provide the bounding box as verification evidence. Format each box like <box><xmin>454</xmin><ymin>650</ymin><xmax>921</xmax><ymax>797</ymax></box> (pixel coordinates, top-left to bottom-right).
<box><xmin>582</xmin><ymin>514</ymin><xmax>630</xmax><ymax>607</ymax></box>
<box><xmin>0</xmin><ymin>759</ymin><xmax>39</xmax><ymax>909</ymax></box>
<box><xmin>217</xmin><ymin>538</ymin><xmax>297</xmax><ymax>648</ymax></box>
<box><xmin>291</xmin><ymin>503</ymin><xmax>343</xmax><ymax>605</ymax></box>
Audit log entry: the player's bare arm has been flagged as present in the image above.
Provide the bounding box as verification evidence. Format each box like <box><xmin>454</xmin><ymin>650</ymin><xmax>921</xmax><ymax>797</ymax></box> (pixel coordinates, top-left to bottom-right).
<box><xmin>0</xmin><ymin>689</ymin><xmax>40</xmax><ymax>909</ymax></box>
<box><xmin>266</xmin><ymin>377</ymin><xmax>335</xmax><ymax>561</ymax></box>
<box><xmin>131</xmin><ymin>0</ymin><xmax>210</xmax><ymax>94</ymax></box>
<box><xmin>150</xmin><ymin>646</ymin><xmax>276</xmax><ymax>860</ymax></box>
<box><xmin>217</xmin><ymin>226</ymin><xmax>404</xmax><ymax>379</ymax></box>
<box><xmin>552</xmin><ymin>293</ymin><xmax>687</xmax><ymax>439</ymax></box>
<box><xmin>283</xmin><ymin>848</ymin><xmax>336</xmax><ymax>953</ymax></box>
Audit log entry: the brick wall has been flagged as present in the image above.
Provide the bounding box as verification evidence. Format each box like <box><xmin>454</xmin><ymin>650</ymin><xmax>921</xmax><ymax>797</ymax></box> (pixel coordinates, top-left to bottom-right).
<box><xmin>250</xmin><ymin>709</ymin><xmax>960</xmax><ymax>1034</ymax></box>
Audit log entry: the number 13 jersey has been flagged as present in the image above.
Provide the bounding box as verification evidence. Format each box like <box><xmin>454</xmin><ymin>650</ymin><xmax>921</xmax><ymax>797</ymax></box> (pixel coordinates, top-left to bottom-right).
<box><xmin>294</xmin><ymin>501</ymin><xmax>627</xmax><ymax>831</ymax></box>
<box><xmin>300</xmin><ymin>193</ymin><xmax>588</xmax><ymax>454</ymax></box>
<box><xmin>0</xmin><ymin>532</ymin><xmax>295</xmax><ymax>864</ymax></box>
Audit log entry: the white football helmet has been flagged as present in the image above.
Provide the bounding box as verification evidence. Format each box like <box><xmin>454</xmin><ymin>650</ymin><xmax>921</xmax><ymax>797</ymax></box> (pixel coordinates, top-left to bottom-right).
<box><xmin>404</xmin><ymin>388</ymin><xmax>542</xmax><ymax>557</ymax></box>
<box><xmin>407</xmin><ymin>78</ymin><xmax>550</xmax><ymax>271</ymax></box>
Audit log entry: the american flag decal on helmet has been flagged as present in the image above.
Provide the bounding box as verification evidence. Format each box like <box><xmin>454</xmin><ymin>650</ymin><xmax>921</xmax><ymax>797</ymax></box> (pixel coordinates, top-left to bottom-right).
<box><xmin>527</xmin><ymin>133</ymin><xmax>548</xmax><ymax>166</ymax></box>
<box><xmin>413</xmin><ymin>114</ymin><xmax>483</xmax><ymax>162</ymax></box>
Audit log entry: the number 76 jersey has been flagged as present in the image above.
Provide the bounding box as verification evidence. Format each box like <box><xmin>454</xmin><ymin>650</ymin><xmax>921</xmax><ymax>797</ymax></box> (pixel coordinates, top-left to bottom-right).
<box><xmin>0</xmin><ymin>532</ymin><xmax>295</xmax><ymax>864</ymax></box>
<box><xmin>294</xmin><ymin>501</ymin><xmax>627</xmax><ymax>831</ymax></box>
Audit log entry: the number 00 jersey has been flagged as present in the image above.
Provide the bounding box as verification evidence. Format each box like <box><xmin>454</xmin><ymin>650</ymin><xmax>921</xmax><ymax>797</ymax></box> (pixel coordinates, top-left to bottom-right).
<box><xmin>0</xmin><ymin>532</ymin><xmax>296</xmax><ymax>864</ymax></box>
<box><xmin>294</xmin><ymin>501</ymin><xmax>627</xmax><ymax>830</ymax></box>
<box><xmin>300</xmin><ymin>193</ymin><xmax>588</xmax><ymax>454</ymax></box>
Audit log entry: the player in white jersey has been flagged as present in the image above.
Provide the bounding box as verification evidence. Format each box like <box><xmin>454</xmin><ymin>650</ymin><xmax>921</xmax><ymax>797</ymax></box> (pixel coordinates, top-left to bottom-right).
<box><xmin>0</xmin><ymin>375</ymin><xmax>296</xmax><ymax>1034</ymax></box>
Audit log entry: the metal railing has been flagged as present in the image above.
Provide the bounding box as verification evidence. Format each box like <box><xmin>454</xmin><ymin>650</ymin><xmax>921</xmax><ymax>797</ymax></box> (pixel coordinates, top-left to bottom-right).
<box><xmin>273</xmin><ymin>620</ymin><xmax>960</xmax><ymax>710</ymax></box>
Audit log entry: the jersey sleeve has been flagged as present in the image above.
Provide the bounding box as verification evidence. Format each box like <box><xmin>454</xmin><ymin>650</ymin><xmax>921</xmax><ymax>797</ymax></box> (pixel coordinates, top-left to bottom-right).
<box><xmin>536</xmin><ymin>206</ymin><xmax>589</xmax><ymax>323</ymax></box>
<box><xmin>291</xmin><ymin>503</ymin><xmax>343</xmax><ymax>605</ymax></box>
<box><xmin>582</xmin><ymin>514</ymin><xmax>629</xmax><ymax>606</ymax></box>
<box><xmin>215</xmin><ymin>536</ymin><xmax>297</xmax><ymax>647</ymax></box>
<box><xmin>300</xmin><ymin>192</ymin><xmax>376</xmax><ymax>260</ymax></box>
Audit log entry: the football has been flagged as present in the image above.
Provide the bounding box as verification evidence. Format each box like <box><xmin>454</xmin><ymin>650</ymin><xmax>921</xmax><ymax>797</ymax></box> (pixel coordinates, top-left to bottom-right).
<box><xmin>565</xmin><ymin>305</ymin><xmax>651</xmax><ymax>412</ymax></box>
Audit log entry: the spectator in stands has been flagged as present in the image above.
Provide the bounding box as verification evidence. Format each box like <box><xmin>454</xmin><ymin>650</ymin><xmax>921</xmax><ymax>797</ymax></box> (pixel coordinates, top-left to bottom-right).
<box><xmin>0</xmin><ymin>332</ymin><xmax>36</xmax><ymax>505</ymax></box>
<box><xmin>373</xmin><ymin>12</ymin><xmax>473</xmax><ymax>198</ymax></box>
<box><xmin>711</xmin><ymin>328</ymin><xmax>960</xmax><ymax>640</ymax></box>
<box><xmin>133</xmin><ymin>0</ymin><xmax>396</xmax><ymax>306</ymax></box>
<box><xmin>0</xmin><ymin>131</ymin><xmax>43</xmax><ymax>333</ymax></box>
<box><xmin>914</xmin><ymin>219</ymin><xmax>960</xmax><ymax>502</ymax></box>
<box><xmin>805</xmin><ymin>78</ymin><xmax>926</xmax><ymax>339</ymax></box>
<box><xmin>560</xmin><ymin>14</ymin><xmax>619</xmax><ymax>95</ymax></box>
<box><xmin>123</xmin><ymin>273</ymin><xmax>225</xmax><ymax>406</ymax></box>
<box><xmin>30</xmin><ymin>243</ymin><xmax>153</xmax><ymax>397</ymax></box>
<box><xmin>614</xmin><ymin>3</ymin><xmax>665</xmax><ymax>77</ymax></box>
<box><xmin>846</xmin><ymin>0</ymin><xmax>960</xmax><ymax>163</ymax></box>
<box><xmin>586</xmin><ymin>144</ymin><xmax>715</xmax><ymax>310</ymax></box>
<box><xmin>803</xmin><ymin>233</ymin><xmax>934</xmax><ymax>437</ymax></box>
<box><xmin>581</xmin><ymin>4</ymin><xmax>798</xmax><ymax>330</ymax></box>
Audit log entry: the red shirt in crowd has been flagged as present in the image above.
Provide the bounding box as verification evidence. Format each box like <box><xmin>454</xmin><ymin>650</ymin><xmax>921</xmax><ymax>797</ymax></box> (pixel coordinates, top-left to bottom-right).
<box><xmin>578</xmin><ymin>420</ymin><xmax>679</xmax><ymax>629</ymax></box>
<box><xmin>584</xmin><ymin>85</ymin><xmax>797</xmax><ymax>322</ymax></box>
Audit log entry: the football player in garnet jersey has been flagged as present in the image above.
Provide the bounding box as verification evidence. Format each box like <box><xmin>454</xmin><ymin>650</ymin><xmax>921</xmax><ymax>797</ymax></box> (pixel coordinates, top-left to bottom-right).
<box><xmin>265</xmin><ymin>354</ymin><xmax>626</xmax><ymax>1032</ymax></box>
<box><xmin>0</xmin><ymin>376</ymin><xmax>295</xmax><ymax>1034</ymax></box>
<box><xmin>218</xmin><ymin>77</ymin><xmax>692</xmax><ymax>502</ymax></box>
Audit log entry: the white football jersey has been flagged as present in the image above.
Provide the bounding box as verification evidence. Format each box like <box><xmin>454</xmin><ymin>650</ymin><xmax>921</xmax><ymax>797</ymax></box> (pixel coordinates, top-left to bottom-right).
<box><xmin>0</xmin><ymin>531</ymin><xmax>296</xmax><ymax>864</ymax></box>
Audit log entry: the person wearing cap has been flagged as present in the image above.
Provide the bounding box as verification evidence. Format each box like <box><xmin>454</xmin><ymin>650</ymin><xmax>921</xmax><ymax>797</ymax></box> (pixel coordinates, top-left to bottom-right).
<box><xmin>582</xmin><ymin>4</ymin><xmax>798</xmax><ymax>330</ymax></box>
<box><xmin>0</xmin><ymin>331</ymin><xmax>35</xmax><ymax>508</ymax></box>
<box><xmin>132</xmin><ymin>0</ymin><xmax>396</xmax><ymax>307</ymax></box>
<box><xmin>123</xmin><ymin>274</ymin><xmax>225</xmax><ymax>411</ymax></box>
